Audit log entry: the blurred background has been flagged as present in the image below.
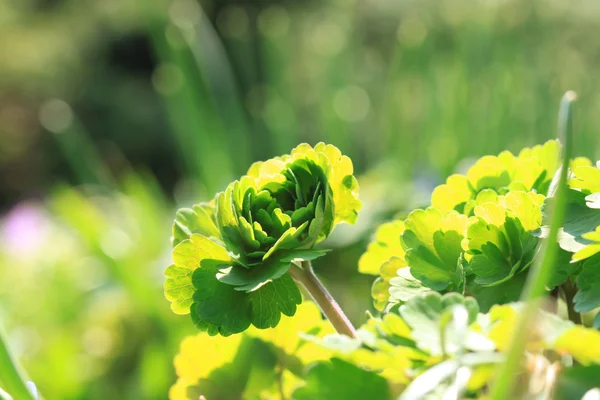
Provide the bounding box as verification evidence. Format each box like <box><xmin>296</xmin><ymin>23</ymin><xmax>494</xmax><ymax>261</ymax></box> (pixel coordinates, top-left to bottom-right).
<box><xmin>1</xmin><ymin>0</ymin><xmax>600</xmax><ymax>398</ymax></box>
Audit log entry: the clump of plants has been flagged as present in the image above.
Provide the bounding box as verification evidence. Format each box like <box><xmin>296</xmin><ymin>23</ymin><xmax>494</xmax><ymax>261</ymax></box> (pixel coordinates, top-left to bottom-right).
<box><xmin>164</xmin><ymin>93</ymin><xmax>600</xmax><ymax>399</ymax></box>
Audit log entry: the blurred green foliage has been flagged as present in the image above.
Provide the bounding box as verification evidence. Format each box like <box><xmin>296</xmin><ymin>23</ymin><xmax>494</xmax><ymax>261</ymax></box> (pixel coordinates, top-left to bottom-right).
<box><xmin>1</xmin><ymin>0</ymin><xmax>600</xmax><ymax>398</ymax></box>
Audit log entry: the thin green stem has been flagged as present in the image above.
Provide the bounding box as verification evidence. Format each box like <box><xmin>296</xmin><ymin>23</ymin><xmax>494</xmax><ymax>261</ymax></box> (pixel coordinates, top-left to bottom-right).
<box><xmin>489</xmin><ymin>91</ymin><xmax>577</xmax><ymax>400</ymax></box>
<box><xmin>289</xmin><ymin>261</ymin><xmax>357</xmax><ymax>338</ymax></box>
<box><xmin>0</xmin><ymin>325</ymin><xmax>36</xmax><ymax>400</ymax></box>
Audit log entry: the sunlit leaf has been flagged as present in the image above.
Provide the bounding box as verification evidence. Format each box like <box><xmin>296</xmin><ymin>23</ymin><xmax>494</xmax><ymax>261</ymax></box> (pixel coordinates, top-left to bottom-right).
<box><xmin>402</xmin><ymin>209</ymin><xmax>468</xmax><ymax>291</ymax></box>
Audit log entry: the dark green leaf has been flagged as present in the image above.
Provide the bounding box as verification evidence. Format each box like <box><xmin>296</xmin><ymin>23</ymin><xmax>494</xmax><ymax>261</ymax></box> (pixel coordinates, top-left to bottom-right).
<box><xmin>292</xmin><ymin>358</ymin><xmax>390</xmax><ymax>400</ymax></box>
<box><xmin>217</xmin><ymin>261</ymin><xmax>291</xmax><ymax>292</ymax></box>
<box><xmin>548</xmin><ymin>247</ymin><xmax>582</xmax><ymax>290</ymax></box>
<box><xmin>192</xmin><ymin>265</ymin><xmax>252</xmax><ymax>335</ymax></box>
<box><xmin>470</xmin><ymin>243</ymin><xmax>517</xmax><ymax>286</ymax></box>
<box><xmin>554</xmin><ymin>365</ymin><xmax>600</xmax><ymax>400</ymax></box>
<box><xmin>248</xmin><ymin>273</ymin><xmax>301</xmax><ymax>329</ymax></box>
<box><xmin>574</xmin><ymin>253</ymin><xmax>600</xmax><ymax>313</ymax></box>
<box><xmin>467</xmin><ymin>271</ymin><xmax>526</xmax><ymax>312</ymax></box>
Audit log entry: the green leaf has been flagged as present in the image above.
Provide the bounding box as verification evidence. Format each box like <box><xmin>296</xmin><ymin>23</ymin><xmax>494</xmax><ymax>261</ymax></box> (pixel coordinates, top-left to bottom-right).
<box><xmin>402</xmin><ymin>209</ymin><xmax>468</xmax><ymax>291</ymax></box>
<box><xmin>172</xmin><ymin>203</ymin><xmax>221</xmax><ymax>247</ymax></box>
<box><xmin>216</xmin><ymin>261</ymin><xmax>291</xmax><ymax>292</ymax></box>
<box><xmin>388</xmin><ymin>267</ymin><xmax>431</xmax><ymax>305</ymax></box>
<box><xmin>467</xmin><ymin>271</ymin><xmax>526</xmax><ymax>312</ymax></box>
<box><xmin>548</xmin><ymin>247</ymin><xmax>582</xmax><ymax>289</ymax></box>
<box><xmin>165</xmin><ymin>234</ymin><xmax>232</xmax><ymax>315</ymax></box>
<box><xmin>191</xmin><ymin>265</ymin><xmax>252</xmax><ymax>335</ymax></box>
<box><xmin>248</xmin><ymin>274</ymin><xmax>301</xmax><ymax>329</ymax></box>
<box><xmin>311</xmin><ymin>142</ymin><xmax>362</xmax><ymax>226</ymax></box>
<box><xmin>358</xmin><ymin>220</ymin><xmax>405</xmax><ymax>276</ymax></box>
<box><xmin>464</xmin><ymin>194</ymin><xmax>542</xmax><ymax>287</ymax></box>
<box><xmin>398</xmin><ymin>292</ymin><xmax>483</xmax><ymax>356</ymax></box>
<box><xmin>568</xmin><ymin>160</ymin><xmax>600</xmax><ymax>193</ymax></box>
<box><xmin>292</xmin><ymin>358</ymin><xmax>390</xmax><ymax>400</ymax></box>
<box><xmin>370</xmin><ymin>255</ymin><xmax>413</xmax><ymax>311</ymax></box>
<box><xmin>573</xmin><ymin>253</ymin><xmax>600</xmax><ymax>313</ymax></box>
<box><xmin>555</xmin><ymin>365</ymin><xmax>600</xmax><ymax>400</ymax></box>
<box><xmin>573</xmin><ymin>225</ymin><xmax>600</xmax><ymax>261</ymax></box>
<box><xmin>551</xmin><ymin>189</ymin><xmax>600</xmax><ymax>254</ymax></box>
<box><xmin>469</xmin><ymin>244</ymin><xmax>518</xmax><ymax>286</ymax></box>
<box><xmin>431</xmin><ymin>140</ymin><xmax>559</xmax><ymax>213</ymax></box>
<box><xmin>192</xmin><ymin>268</ymin><xmax>301</xmax><ymax>335</ymax></box>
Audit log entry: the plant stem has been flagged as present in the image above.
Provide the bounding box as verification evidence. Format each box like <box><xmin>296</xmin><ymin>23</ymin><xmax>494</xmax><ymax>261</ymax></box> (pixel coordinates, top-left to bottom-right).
<box><xmin>289</xmin><ymin>261</ymin><xmax>357</xmax><ymax>338</ymax></box>
<box><xmin>489</xmin><ymin>91</ymin><xmax>577</xmax><ymax>400</ymax></box>
<box><xmin>562</xmin><ymin>278</ymin><xmax>582</xmax><ymax>325</ymax></box>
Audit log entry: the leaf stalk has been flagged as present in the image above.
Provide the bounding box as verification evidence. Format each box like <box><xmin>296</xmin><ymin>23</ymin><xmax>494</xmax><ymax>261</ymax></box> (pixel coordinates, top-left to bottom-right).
<box><xmin>289</xmin><ymin>261</ymin><xmax>357</xmax><ymax>338</ymax></box>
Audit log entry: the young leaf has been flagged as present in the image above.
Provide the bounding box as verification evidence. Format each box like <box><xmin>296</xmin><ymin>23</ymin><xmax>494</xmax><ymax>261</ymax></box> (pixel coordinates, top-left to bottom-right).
<box><xmin>432</xmin><ymin>140</ymin><xmax>559</xmax><ymax>213</ymax></box>
<box><xmin>172</xmin><ymin>203</ymin><xmax>220</xmax><ymax>246</ymax></box>
<box><xmin>402</xmin><ymin>209</ymin><xmax>468</xmax><ymax>291</ymax></box>
<box><xmin>463</xmin><ymin>191</ymin><xmax>543</xmax><ymax>287</ymax></box>
<box><xmin>388</xmin><ymin>267</ymin><xmax>431</xmax><ymax>306</ymax></box>
<box><xmin>358</xmin><ymin>220</ymin><xmax>406</xmax><ymax>275</ymax></box>
<box><xmin>398</xmin><ymin>292</ymin><xmax>481</xmax><ymax>356</ymax></box>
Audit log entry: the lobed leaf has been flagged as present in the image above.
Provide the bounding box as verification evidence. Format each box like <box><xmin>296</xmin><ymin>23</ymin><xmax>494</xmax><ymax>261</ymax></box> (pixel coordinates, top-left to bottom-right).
<box><xmin>172</xmin><ymin>203</ymin><xmax>220</xmax><ymax>247</ymax></box>
<box><xmin>402</xmin><ymin>209</ymin><xmax>468</xmax><ymax>291</ymax></box>
<box><xmin>165</xmin><ymin>234</ymin><xmax>232</xmax><ymax>315</ymax></box>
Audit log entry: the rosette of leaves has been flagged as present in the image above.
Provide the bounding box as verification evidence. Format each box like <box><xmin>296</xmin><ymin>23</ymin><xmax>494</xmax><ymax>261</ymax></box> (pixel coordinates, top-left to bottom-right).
<box><xmin>432</xmin><ymin>140</ymin><xmax>559</xmax><ymax>214</ymax></box>
<box><xmin>165</xmin><ymin>143</ymin><xmax>361</xmax><ymax>335</ymax></box>
<box><xmin>300</xmin><ymin>293</ymin><xmax>600</xmax><ymax>399</ymax></box>
<box><xmin>462</xmin><ymin>191</ymin><xmax>544</xmax><ymax>287</ymax></box>
<box><xmin>360</xmin><ymin>141</ymin><xmax>563</xmax><ymax>313</ymax></box>
<box><xmin>371</xmin><ymin>191</ymin><xmax>549</xmax><ymax>312</ymax></box>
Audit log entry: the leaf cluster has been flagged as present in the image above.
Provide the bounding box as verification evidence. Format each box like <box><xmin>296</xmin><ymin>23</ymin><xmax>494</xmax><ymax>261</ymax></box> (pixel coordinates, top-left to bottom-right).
<box><xmin>165</xmin><ymin>143</ymin><xmax>361</xmax><ymax>335</ymax></box>
<box><xmin>360</xmin><ymin>140</ymin><xmax>600</xmax><ymax>317</ymax></box>
<box><xmin>301</xmin><ymin>293</ymin><xmax>600</xmax><ymax>399</ymax></box>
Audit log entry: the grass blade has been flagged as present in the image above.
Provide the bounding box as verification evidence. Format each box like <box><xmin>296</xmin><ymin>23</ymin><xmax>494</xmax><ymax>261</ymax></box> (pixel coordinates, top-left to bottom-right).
<box><xmin>489</xmin><ymin>91</ymin><xmax>577</xmax><ymax>399</ymax></box>
<box><xmin>0</xmin><ymin>325</ymin><xmax>35</xmax><ymax>400</ymax></box>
